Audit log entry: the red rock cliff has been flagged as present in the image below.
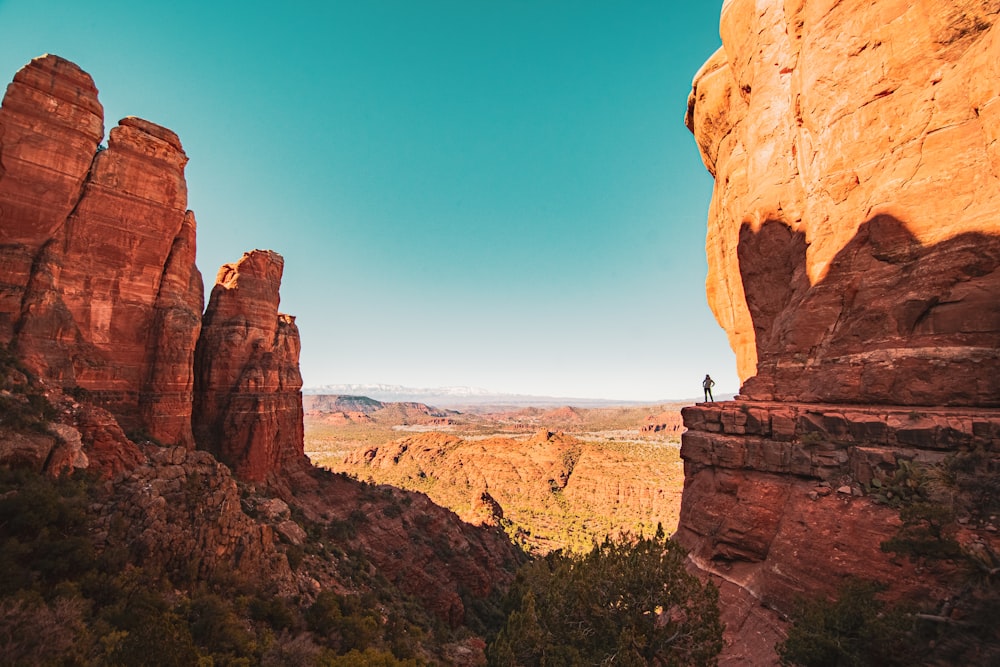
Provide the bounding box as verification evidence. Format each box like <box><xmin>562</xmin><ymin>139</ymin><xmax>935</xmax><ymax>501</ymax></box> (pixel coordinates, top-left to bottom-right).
<box><xmin>682</xmin><ymin>2</ymin><xmax>1000</xmax><ymax>663</ymax></box>
<box><xmin>687</xmin><ymin>0</ymin><xmax>1000</xmax><ymax>406</ymax></box>
<box><xmin>0</xmin><ymin>55</ymin><xmax>204</xmax><ymax>447</ymax></box>
<box><xmin>0</xmin><ymin>55</ymin><xmax>103</xmax><ymax>341</ymax></box>
<box><xmin>193</xmin><ymin>250</ymin><xmax>306</xmax><ymax>482</ymax></box>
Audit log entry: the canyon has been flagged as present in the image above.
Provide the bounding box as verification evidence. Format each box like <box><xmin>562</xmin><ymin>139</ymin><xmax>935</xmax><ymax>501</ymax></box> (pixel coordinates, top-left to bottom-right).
<box><xmin>683</xmin><ymin>0</ymin><xmax>1000</xmax><ymax>663</ymax></box>
<box><xmin>305</xmin><ymin>400</ymin><xmax>686</xmax><ymax>554</ymax></box>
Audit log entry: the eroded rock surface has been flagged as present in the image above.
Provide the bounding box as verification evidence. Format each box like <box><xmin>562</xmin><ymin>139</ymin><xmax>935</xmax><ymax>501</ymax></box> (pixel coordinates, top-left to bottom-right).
<box><xmin>94</xmin><ymin>444</ymin><xmax>296</xmax><ymax>588</ymax></box>
<box><xmin>0</xmin><ymin>55</ymin><xmax>104</xmax><ymax>341</ymax></box>
<box><xmin>0</xmin><ymin>55</ymin><xmax>204</xmax><ymax>446</ymax></box>
<box><xmin>194</xmin><ymin>250</ymin><xmax>306</xmax><ymax>482</ymax></box>
<box><xmin>687</xmin><ymin>0</ymin><xmax>1000</xmax><ymax>404</ymax></box>
<box><xmin>279</xmin><ymin>464</ymin><xmax>526</xmax><ymax>631</ymax></box>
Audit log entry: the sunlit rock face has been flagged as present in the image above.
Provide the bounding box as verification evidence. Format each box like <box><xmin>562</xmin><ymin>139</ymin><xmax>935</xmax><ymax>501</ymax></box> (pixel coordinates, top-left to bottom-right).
<box><xmin>686</xmin><ymin>0</ymin><xmax>1000</xmax><ymax>406</ymax></box>
<box><xmin>193</xmin><ymin>250</ymin><xmax>306</xmax><ymax>482</ymax></box>
<box><xmin>0</xmin><ymin>55</ymin><xmax>104</xmax><ymax>341</ymax></box>
<box><xmin>681</xmin><ymin>3</ymin><xmax>1000</xmax><ymax>663</ymax></box>
<box><xmin>0</xmin><ymin>55</ymin><xmax>204</xmax><ymax>446</ymax></box>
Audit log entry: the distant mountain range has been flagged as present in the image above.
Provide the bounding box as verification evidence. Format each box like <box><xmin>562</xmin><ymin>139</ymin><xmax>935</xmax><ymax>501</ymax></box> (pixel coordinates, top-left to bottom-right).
<box><xmin>303</xmin><ymin>383</ymin><xmax>699</xmax><ymax>408</ymax></box>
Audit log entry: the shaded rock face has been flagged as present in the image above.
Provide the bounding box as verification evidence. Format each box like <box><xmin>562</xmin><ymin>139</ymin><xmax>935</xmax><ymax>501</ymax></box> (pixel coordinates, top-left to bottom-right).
<box><xmin>677</xmin><ymin>401</ymin><xmax>1000</xmax><ymax>663</ymax></box>
<box><xmin>0</xmin><ymin>55</ymin><xmax>204</xmax><ymax>447</ymax></box>
<box><xmin>280</xmin><ymin>465</ymin><xmax>526</xmax><ymax>631</ymax></box>
<box><xmin>94</xmin><ymin>443</ymin><xmax>296</xmax><ymax>588</ymax></box>
<box><xmin>194</xmin><ymin>250</ymin><xmax>306</xmax><ymax>482</ymax></box>
<box><xmin>739</xmin><ymin>216</ymin><xmax>1000</xmax><ymax>406</ymax></box>
<box><xmin>686</xmin><ymin>0</ymin><xmax>1000</xmax><ymax>397</ymax></box>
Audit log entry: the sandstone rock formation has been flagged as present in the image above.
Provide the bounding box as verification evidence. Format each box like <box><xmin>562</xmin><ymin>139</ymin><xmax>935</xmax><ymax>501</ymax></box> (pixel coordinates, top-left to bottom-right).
<box><xmin>0</xmin><ymin>55</ymin><xmax>204</xmax><ymax>446</ymax></box>
<box><xmin>280</xmin><ymin>463</ymin><xmax>526</xmax><ymax>630</ymax></box>
<box><xmin>686</xmin><ymin>0</ymin><xmax>1000</xmax><ymax>406</ymax></box>
<box><xmin>194</xmin><ymin>250</ymin><xmax>306</xmax><ymax>482</ymax></box>
<box><xmin>0</xmin><ymin>55</ymin><xmax>103</xmax><ymax>342</ymax></box>
<box><xmin>94</xmin><ymin>443</ymin><xmax>296</xmax><ymax>588</ymax></box>
<box><xmin>683</xmin><ymin>1</ymin><xmax>1000</xmax><ymax>662</ymax></box>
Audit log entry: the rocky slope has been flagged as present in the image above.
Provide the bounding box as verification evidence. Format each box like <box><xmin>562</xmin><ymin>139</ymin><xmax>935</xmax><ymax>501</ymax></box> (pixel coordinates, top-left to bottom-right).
<box><xmin>684</xmin><ymin>1</ymin><xmax>1000</xmax><ymax>663</ymax></box>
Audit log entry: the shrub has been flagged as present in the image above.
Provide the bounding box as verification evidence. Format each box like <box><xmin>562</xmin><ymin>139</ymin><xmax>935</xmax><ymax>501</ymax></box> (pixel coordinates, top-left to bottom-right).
<box><xmin>487</xmin><ymin>526</ymin><xmax>723</xmax><ymax>666</ymax></box>
<box><xmin>306</xmin><ymin>591</ymin><xmax>380</xmax><ymax>652</ymax></box>
<box><xmin>880</xmin><ymin>502</ymin><xmax>962</xmax><ymax>561</ymax></box>
<box><xmin>777</xmin><ymin>579</ymin><xmax>918</xmax><ymax>667</ymax></box>
<box><xmin>319</xmin><ymin>647</ymin><xmax>423</xmax><ymax>666</ymax></box>
<box><xmin>944</xmin><ymin>447</ymin><xmax>1000</xmax><ymax>515</ymax></box>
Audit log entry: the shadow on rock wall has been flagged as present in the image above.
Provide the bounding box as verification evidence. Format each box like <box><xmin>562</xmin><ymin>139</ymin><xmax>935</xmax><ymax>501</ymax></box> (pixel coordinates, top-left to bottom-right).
<box><xmin>738</xmin><ymin>214</ymin><xmax>1000</xmax><ymax>407</ymax></box>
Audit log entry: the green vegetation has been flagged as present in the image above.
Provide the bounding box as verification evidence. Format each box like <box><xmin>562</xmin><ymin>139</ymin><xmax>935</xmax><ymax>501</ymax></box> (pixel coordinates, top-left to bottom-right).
<box><xmin>0</xmin><ymin>466</ymin><xmax>450</xmax><ymax>665</ymax></box>
<box><xmin>777</xmin><ymin>579</ymin><xmax>918</xmax><ymax>667</ymax></box>
<box><xmin>855</xmin><ymin>450</ymin><xmax>1000</xmax><ymax>664</ymax></box>
<box><xmin>872</xmin><ymin>451</ymin><xmax>999</xmax><ymax>574</ymax></box>
<box><xmin>487</xmin><ymin>527</ymin><xmax>723</xmax><ymax>666</ymax></box>
<box><xmin>866</xmin><ymin>459</ymin><xmax>935</xmax><ymax>508</ymax></box>
<box><xmin>0</xmin><ymin>344</ymin><xmax>58</xmax><ymax>432</ymax></box>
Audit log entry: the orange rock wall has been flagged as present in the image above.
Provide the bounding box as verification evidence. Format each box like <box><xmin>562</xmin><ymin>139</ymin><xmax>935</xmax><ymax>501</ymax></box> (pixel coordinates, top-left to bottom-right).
<box><xmin>687</xmin><ymin>0</ymin><xmax>1000</xmax><ymax>405</ymax></box>
<box><xmin>683</xmin><ymin>3</ymin><xmax>1000</xmax><ymax>661</ymax></box>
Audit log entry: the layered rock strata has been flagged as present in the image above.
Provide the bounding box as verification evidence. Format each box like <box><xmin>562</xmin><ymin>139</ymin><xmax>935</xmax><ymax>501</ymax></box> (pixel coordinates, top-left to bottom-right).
<box><xmin>193</xmin><ymin>250</ymin><xmax>306</xmax><ymax>482</ymax></box>
<box><xmin>682</xmin><ymin>0</ymin><xmax>1000</xmax><ymax>662</ymax></box>
<box><xmin>0</xmin><ymin>55</ymin><xmax>204</xmax><ymax>446</ymax></box>
<box><xmin>0</xmin><ymin>55</ymin><xmax>104</xmax><ymax>341</ymax></box>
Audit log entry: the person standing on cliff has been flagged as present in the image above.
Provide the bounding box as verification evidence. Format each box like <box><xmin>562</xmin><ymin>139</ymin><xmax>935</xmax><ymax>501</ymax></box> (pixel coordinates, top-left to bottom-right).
<box><xmin>702</xmin><ymin>374</ymin><xmax>715</xmax><ymax>402</ymax></box>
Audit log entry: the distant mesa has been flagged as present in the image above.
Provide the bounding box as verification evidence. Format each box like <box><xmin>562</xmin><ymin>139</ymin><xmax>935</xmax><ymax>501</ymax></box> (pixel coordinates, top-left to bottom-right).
<box><xmin>303</xmin><ymin>393</ymin><xmax>456</xmax><ymax>426</ymax></box>
<box><xmin>305</xmin><ymin>383</ymin><xmax>674</xmax><ymax>409</ymax></box>
<box><xmin>639</xmin><ymin>411</ymin><xmax>683</xmax><ymax>434</ymax></box>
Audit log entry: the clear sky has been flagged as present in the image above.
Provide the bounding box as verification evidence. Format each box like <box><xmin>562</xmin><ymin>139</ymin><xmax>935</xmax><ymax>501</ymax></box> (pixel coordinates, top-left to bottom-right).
<box><xmin>0</xmin><ymin>0</ymin><xmax>737</xmax><ymax>401</ymax></box>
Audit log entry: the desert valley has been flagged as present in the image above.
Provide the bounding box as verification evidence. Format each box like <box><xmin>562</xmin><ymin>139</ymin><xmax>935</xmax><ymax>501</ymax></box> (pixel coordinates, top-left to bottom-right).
<box><xmin>1</xmin><ymin>0</ymin><xmax>1000</xmax><ymax>665</ymax></box>
<box><xmin>304</xmin><ymin>395</ymin><xmax>687</xmax><ymax>554</ymax></box>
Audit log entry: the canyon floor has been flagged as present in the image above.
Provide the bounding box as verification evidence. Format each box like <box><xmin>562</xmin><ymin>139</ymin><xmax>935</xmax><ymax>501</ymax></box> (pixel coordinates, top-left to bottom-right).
<box><xmin>304</xmin><ymin>396</ymin><xmax>688</xmax><ymax>554</ymax></box>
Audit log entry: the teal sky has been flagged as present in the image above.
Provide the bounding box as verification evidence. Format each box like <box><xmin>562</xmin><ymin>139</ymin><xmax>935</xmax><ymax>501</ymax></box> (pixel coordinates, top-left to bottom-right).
<box><xmin>0</xmin><ymin>0</ymin><xmax>736</xmax><ymax>401</ymax></box>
